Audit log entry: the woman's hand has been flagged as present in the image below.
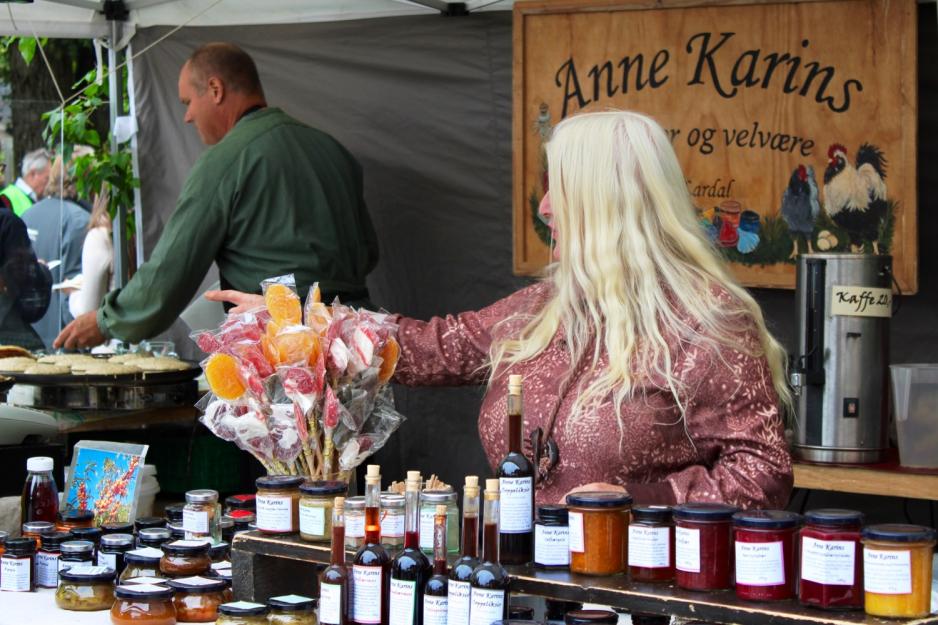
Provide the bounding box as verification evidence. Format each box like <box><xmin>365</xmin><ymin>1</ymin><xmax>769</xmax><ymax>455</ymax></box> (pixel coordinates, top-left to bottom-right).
<box><xmin>560</xmin><ymin>481</ymin><xmax>628</xmax><ymax>504</ymax></box>
<box><xmin>204</xmin><ymin>289</ymin><xmax>264</xmax><ymax>314</ymax></box>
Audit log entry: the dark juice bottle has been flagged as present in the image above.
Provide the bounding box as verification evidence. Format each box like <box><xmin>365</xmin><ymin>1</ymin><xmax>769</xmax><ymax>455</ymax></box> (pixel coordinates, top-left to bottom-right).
<box><xmin>448</xmin><ymin>476</ymin><xmax>480</xmax><ymax>625</ymax></box>
<box><xmin>423</xmin><ymin>504</ymin><xmax>449</xmax><ymax>625</ymax></box>
<box><xmin>389</xmin><ymin>471</ymin><xmax>431</xmax><ymax>625</ymax></box>
<box><xmin>497</xmin><ymin>375</ymin><xmax>534</xmax><ymax>565</ymax></box>
<box><xmin>320</xmin><ymin>497</ymin><xmax>350</xmax><ymax>625</ymax></box>
<box><xmin>352</xmin><ymin>465</ymin><xmax>391</xmax><ymax>625</ymax></box>
<box><xmin>21</xmin><ymin>457</ymin><xmax>58</xmax><ymax>524</ymax></box>
<box><xmin>469</xmin><ymin>479</ymin><xmax>510</xmax><ymax>625</ymax></box>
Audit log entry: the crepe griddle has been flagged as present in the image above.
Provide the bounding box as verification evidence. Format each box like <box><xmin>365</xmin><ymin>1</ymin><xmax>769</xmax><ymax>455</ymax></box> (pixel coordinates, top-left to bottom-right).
<box><xmin>7</xmin><ymin>361</ymin><xmax>201</xmax><ymax>387</ymax></box>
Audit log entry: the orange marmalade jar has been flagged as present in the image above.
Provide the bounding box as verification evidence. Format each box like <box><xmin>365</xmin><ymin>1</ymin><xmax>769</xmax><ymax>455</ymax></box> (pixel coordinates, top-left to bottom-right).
<box><xmin>861</xmin><ymin>524</ymin><xmax>936</xmax><ymax>618</ymax></box>
<box><xmin>565</xmin><ymin>492</ymin><xmax>632</xmax><ymax>575</ymax></box>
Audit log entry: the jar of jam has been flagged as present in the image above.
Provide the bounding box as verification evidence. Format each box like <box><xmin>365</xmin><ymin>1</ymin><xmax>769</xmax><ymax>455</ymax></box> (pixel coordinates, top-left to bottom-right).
<box><xmin>139</xmin><ymin>528</ymin><xmax>173</xmax><ymax>549</ymax></box>
<box><xmin>56</xmin><ymin>565</ymin><xmax>116</xmax><ymax>611</ymax></box>
<box><xmin>224</xmin><ymin>495</ymin><xmax>256</xmax><ymax>515</ymax></box>
<box><xmin>255</xmin><ymin>476</ymin><xmax>304</xmax><ymax>535</ymax></box>
<box><xmin>799</xmin><ymin>508</ymin><xmax>864</xmax><ymax>610</ymax></box>
<box><xmin>566</xmin><ymin>492</ymin><xmax>632</xmax><ymax>576</ymax></box>
<box><xmin>217</xmin><ymin>601</ymin><xmax>269</xmax><ymax>625</ymax></box>
<box><xmin>228</xmin><ymin>511</ymin><xmax>255</xmax><ymax>536</ymax></box>
<box><xmin>0</xmin><ymin>537</ymin><xmax>36</xmax><ymax>591</ymax></box>
<box><xmin>168</xmin><ymin>576</ymin><xmax>229</xmax><ymax>622</ymax></box>
<box><xmin>120</xmin><ymin>547</ymin><xmax>166</xmax><ymax>582</ymax></box>
<box><xmin>22</xmin><ymin>520</ymin><xmax>55</xmax><ymax>547</ymax></box>
<box><xmin>0</xmin><ymin>530</ymin><xmax>7</xmax><ymax>556</ymax></box>
<box><xmin>111</xmin><ymin>583</ymin><xmax>177</xmax><ymax>625</ymax></box>
<box><xmin>209</xmin><ymin>542</ymin><xmax>230</xmax><ymax>564</ymax></box>
<box><xmin>103</xmin><ymin>522</ymin><xmax>135</xmax><ymax>535</ymax></box>
<box><xmin>220</xmin><ymin>517</ymin><xmax>234</xmax><ymax>544</ymax></box>
<box><xmin>267</xmin><ymin>594</ymin><xmax>317</xmax><ymax>625</ymax></box>
<box><xmin>160</xmin><ymin>540</ymin><xmax>212</xmax><ymax>578</ymax></box>
<box><xmin>535</xmin><ymin>505</ymin><xmax>569</xmax><ymax>569</ymax></box>
<box><xmin>378</xmin><ymin>492</ymin><xmax>405</xmax><ymax>552</ymax></box>
<box><xmin>36</xmin><ymin>530</ymin><xmax>69</xmax><ymax>587</ymax></box>
<box><xmin>135</xmin><ymin>517</ymin><xmax>167</xmax><ymax>533</ymax></box>
<box><xmin>673</xmin><ymin>503</ymin><xmax>737</xmax><ymax>591</ymax></box>
<box><xmin>165</xmin><ymin>503</ymin><xmax>186</xmax><ymax>526</ymax></box>
<box><xmin>99</xmin><ymin>533</ymin><xmax>135</xmax><ymax>577</ymax></box>
<box><xmin>299</xmin><ymin>481</ymin><xmax>348</xmax><ymax>543</ymax></box>
<box><xmin>732</xmin><ymin>510</ymin><xmax>800</xmax><ymax>601</ymax></box>
<box><xmin>57</xmin><ymin>509</ymin><xmax>95</xmax><ymax>533</ymax></box>
<box><xmin>628</xmin><ymin>505</ymin><xmax>674</xmax><ymax>582</ymax></box>
<box><xmin>419</xmin><ymin>489</ymin><xmax>460</xmax><ymax>554</ymax></box>
<box><xmin>861</xmin><ymin>524</ymin><xmax>936</xmax><ymax>618</ymax></box>
<box><xmin>563</xmin><ymin>609</ymin><xmax>619</xmax><ymax>625</ymax></box>
<box><xmin>60</xmin><ymin>540</ymin><xmax>96</xmax><ymax>571</ymax></box>
<box><xmin>344</xmin><ymin>496</ymin><xmax>365</xmax><ymax>549</ymax></box>
<box><xmin>71</xmin><ymin>526</ymin><xmax>104</xmax><ymax>548</ymax></box>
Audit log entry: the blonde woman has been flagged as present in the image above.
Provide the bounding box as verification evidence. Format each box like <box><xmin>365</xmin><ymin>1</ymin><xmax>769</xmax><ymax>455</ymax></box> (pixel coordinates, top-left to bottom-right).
<box><xmin>208</xmin><ymin>111</ymin><xmax>792</xmax><ymax>509</ymax></box>
<box><xmin>68</xmin><ymin>191</ymin><xmax>113</xmax><ymax>319</ymax></box>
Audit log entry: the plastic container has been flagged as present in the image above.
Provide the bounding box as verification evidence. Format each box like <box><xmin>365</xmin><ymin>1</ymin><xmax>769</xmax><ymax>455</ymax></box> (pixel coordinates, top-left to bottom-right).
<box><xmin>56</xmin><ymin>565</ymin><xmax>116</xmax><ymax>611</ymax></box>
<box><xmin>168</xmin><ymin>576</ymin><xmax>229</xmax><ymax>622</ymax></box>
<box><xmin>255</xmin><ymin>476</ymin><xmax>304</xmax><ymax>535</ymax></box>
<box><xmin>628</xmin><ymin>505</ymin><xmax>674</xmax><ymax>582</ymax></box>
<box><xmin>299</xmin><ymin>481</ymin><xmax>347</xmax><ymax>543</ymax></box>
<box><xmin>799</xmin><ymin>509</ymin><xmax>864</xmax><ymax>610</ymax></box>
<box><xmin>889</xmin><ymin>364</ymin><xmax>938</xmax><ymax>468</ymax></box>
<box><xmin>861</xmin><ymin>524</ymin><xmax>936</xmax><ymax>618</ymax></box>
<box><xmin>732</xmin><ymin>510</ymin><xmax>800</xmax><ymax>601</ymax></box>
<box><xmin>566</xmin><ymin>492</ymin><xmax>632</xmax><ymax>576</ymax></box>
<box><xmin>111</xmin><ymin>583</ymin><xmax>177</xmax><ymax>625</ymax></box>
<box><xmin>535</xmin><ymin>504</ymin><xmax>569</xmax><ymax>569</ymax></box>
<box><xmin>673</xmin><ymin>503</ymin><xmax>737</xmax><ymax>591</ymax></box>
<box><xmin>21</xmin><ymin>456</ymin><xmax>58</xmax><ymax>524</ymax></box>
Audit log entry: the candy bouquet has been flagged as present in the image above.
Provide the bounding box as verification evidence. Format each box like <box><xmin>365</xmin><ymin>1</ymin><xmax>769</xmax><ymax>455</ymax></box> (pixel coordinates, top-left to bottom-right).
<box><xmin>193</xmin><ymin>275</ymin><xmax>404</xmax><ymax>479</ymax></box>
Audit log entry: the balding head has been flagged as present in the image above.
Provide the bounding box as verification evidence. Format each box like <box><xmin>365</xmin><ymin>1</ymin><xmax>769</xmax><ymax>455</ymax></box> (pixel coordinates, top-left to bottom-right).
<box><xmin>186</xmin><ymin>43</ymin><xmax>265</xmax><ymax>97</ymax></box>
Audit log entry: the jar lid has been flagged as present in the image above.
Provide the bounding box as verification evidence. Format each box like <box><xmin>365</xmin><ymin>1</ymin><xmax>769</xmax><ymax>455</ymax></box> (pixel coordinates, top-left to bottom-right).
<box><xmin>102</xmin><ymin>522</ymin><xmax>134</xmax><ymax>534</ymax></box>
<box><xmin>40</xmin><ymin>531</ymin><xmax>71</xmax><ymax>549</ymax></box>
<box><xmin>167</xmin><ymin>575</ymin><xmax>229</xmax><ymax>593</ymax></box>
<box><xmin>61</xmin><ymin>540</ymin><xmax>95</xmax><ymax>554</ymax></box>
<box><xmin>632</xmin><ymin>505</ymin><xmax>673</xmax><ymax>524</ymax></box>
<box><xmin>345</xmin><ymin>496</ymin><xmax>366</xmax><ymax>510</ymax></box>
<box><xmin>22</xmin><ymin>520</ymin><xmax>56</xmax><ymax>534</ymax></box>
<box><xmin>733</xmin><ymin>510</ymin><xmax>801</xmax><ymax>530</ymax></box>
<box><xmin>804</xmin><ymin>508</ymin><xmax>865</xmax><ymax>527</ymax></box>
<box><xmin>211</xmin><ymin>565</ymin><xmax>233</xmax><ymax>581</ymax></box>
<box><xmin>139</xmin><ymin>527</ymin><xmax>172</xmax><ymax>543</ymax></box>
<box><xmin>225</xmin><ymin>494</ymin><xmax>257</xmax><ymax>511</ymax></box>
<box><xmin>161</xmin><ymin>539</ymin><xmax>211</xmax><ymax>556</ymax></box>
<box><xmin>4</xmin><ymin>537</ymin><xmax>36</xmax><ymax>555</ymax></box>
<box><xmin>70</xmin><ymin>527</ymin><xmax>104</xmax><ymax>542</ymax></box>
<box><xmin>101</xmin><ymin>533</ymin><xmax>135</xmax><ymax>549</ymax></box>
<box><xmin>565</xmin><ymin>492</ymin><xmax>633</xmax><ymax>508</ymax></box>
<box><xmin>229</xmin><ymin>511</ymin><xmax>256</xmax><ymax>525</ymax></box>
<box><xmin>170</xmin><ymin>525</ymin><xmax>187</xmax><ymax>539</ymax></box>
<box><xmin>380</xmin><ymin>493</ymin><xmax>405</xmax><ymax>508</ymax></box>
<box><xmin>300</xmin><ymin>480</ymin><xmax>348</xmax><ymax>496</ymax></box>
<box><xmin>255</xmin><ymin>476</ymin><xmax>305</xmax><ymax>490</ymax></box>
<box><xmin>672</xmin><ymin>502</ymin><xmax>738</xmax><ymax>521</ymax></box>
<box><xmin>185</xmin><ymin>489</ymin><xmax>219</xmax><ymax>504</ymax></box>
<box><xmin>420</xmin><ymin>489</ymin><xmax>457</xmax><ymax>503</ymax></box>
<box><xmin>0</xmin><ymin>531</ymin><xmax>7</xmax><ymax>544</ymax></box>
<box><xmin>164</xmin><ymin>503</ymin><xmax>186</xmax><ymax>523</ymax></box>
<box><xmin>537</xmin><ymin>504</ymin><xmax>569</xmax><ymax>523</ymax></box>
<box><xmin>114</xmin><ymin>583</ymin><xmax>175</xmax><ymax>600</ymax></box>
<box><xmin>219</xmin><ymin>601</ymin><xmax>269</xmax><ymax>616</ymax></box>
<box><xmin>509</xmin><ymin>605</ymin><xmax>536</xmax><ymax>620</ymax></box>
<box><xmin>124</xmin><ymin>547</ymin><xmax>164</xmax><ymax>563</ymax></box>
<box><xmin>565</xmin><ymin>609</ymin><xmax>619</xmax><ymax>625</ymax></box>
<box><xmin>219</xmin><ymin>517</ymin><xmax>234</xmax><ymax>529</ymax></box>
<box><xmin>209</xmin><ymin>542</ymin><xmax>229</xmax><ymax>558</ymax></box>
<box><xmin>27</xmin><ymin>456</ymin><xmax>54</xmax><ymax>472</ymax></box>
<box><xmin>134</xmin><ymin>516</ymin><xmax>166</xmax><ymax>531</ymax></box>
<box><xmin>268</xmin><ymin>594</ymin><xmax>317</xmax><ymax>611</ymax></box>
<box><xmin>59</xmin><ymin>565</ymin><xmax>116</xmax><ymax>583</ymax></box>
<box><xmin>862</xmin><ymin>523</ymin><xmax>938</xmax><ymax>543</ymax></box>
<box><xmin>60</xmin><ymin>509</ymin><xmax>95</xmax><ymax>522</ymax></box>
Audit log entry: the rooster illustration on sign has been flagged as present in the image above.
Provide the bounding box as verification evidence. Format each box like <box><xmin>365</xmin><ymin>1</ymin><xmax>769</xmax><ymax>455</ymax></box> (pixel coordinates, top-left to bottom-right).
<box><xmin>781</xmin><ymin>164</ymin><xmax>821</xmax><ymax>258</ymax></box>
<box><xmin>822</xmin><ymin>143</ymin><xmax>888</xmax><ymax>253</ymax></box>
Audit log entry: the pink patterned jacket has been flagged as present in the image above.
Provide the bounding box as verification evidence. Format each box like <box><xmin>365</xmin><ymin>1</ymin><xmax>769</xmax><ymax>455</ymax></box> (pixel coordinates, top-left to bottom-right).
<box><xmin>394</xmin><ymin>281</ymin><xmax>793</xmax><ymax>509</ymax></box>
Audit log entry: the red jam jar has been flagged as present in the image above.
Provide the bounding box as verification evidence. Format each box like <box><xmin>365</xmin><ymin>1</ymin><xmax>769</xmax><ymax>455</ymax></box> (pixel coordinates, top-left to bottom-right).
<box><xmin>628</xmin><ymin>506</ymin><xmax>674</xmax><ymax>582</ymax></box>
<box><xmin>673</xmin><ymin>503</ymin><xmax>737</xmax><ymax>591</ymax></box>
<box><xmin>732</xmin><ymin>510</ymin><xmax>800</xmax><ymax>601</ymax></box>
<box><xmin>799</xmin><ymin>508</ymin><xmax>863</xmax><ymax>610</ymax></box>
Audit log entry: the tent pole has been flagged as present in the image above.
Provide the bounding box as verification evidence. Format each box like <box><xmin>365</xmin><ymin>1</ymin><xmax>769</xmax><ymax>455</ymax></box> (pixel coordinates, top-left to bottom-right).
<box><xmin>109</xmin><ymin>17</ymin><xmax>129</xmax><ymax>289</ymax></box>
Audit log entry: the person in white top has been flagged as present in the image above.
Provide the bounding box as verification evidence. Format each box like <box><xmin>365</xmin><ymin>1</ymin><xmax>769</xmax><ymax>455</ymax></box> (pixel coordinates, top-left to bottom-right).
<box><xmin>68</xmin><ymin>192</ymin><xmax>113</xmax><ymax>318</ymax></box>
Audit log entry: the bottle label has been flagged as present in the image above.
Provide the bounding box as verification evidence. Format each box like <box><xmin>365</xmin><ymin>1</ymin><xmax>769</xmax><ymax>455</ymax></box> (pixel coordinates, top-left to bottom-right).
<box><xmin>420</xmin><ymin>508</ymin><xmax>436</xmax><ymax>550</ymax></box>
<box><xmin>35</xmin><ymin>552</ymin><xmax>60</xmax><ymax>588</ymax></box>
<box><xmin>675</xmin><ymin>526</ymin><xmax>701</xmax><ymax>573</ymax></box>
<box><xmin>499</xmin><ymin>477</ymin><xmax>533</xmax><ymax>533</ymax></box>
<box><xmin>97</xmin><ymin>551</ymin><xmax>117</xmax><ymax>571</ymax></box>
<box><xmin>352</xmin><ymin>565</ymin><xmax>384</xmax><ymax>623</ymax></box>
<box><xmin>801</xmin><ymin>537</ymin><xmax>856</xmax><ymax>586</ymax></box>
<box><xmin>183</xmin><ymin>508</ymin><xmax>209</xmax><ymax>534</ymax></box>
<box><xmin>568</xmin><ymin>511</ymin><xmax>585</xmax><ymax>553</ymax></box>
<box><xmin>256</xmin><ymin>494</ymin><xmax>294</xmax><ymax>532</ymax></box>
<box><xmin>735</xmin><ymin>540</ymin><xmax>785</xmax><ymax>586</ymax></box>
<box><xmin>347</xmin><ymin>514</ymin><xmax>365</xmax><ymax>539</ymax></box>
<box><xmin>535</xmin><ymin>524</ymin><xmax>569</xmax><ymax>566</ymax></box>
<box><xmin>388</xmin><ymin>578</ymin><xmax>417</xmax><ymax>625</ymax></box>
<box><xmin>629</xmin><ymin>525</ymin><xmax>671</xmax><ymax>569</ymax></box>
<box><xmin>469</xmin><ymin>587</ymin><xmax>505</xmax><ymax>625</ymax></box>
<box><xmin>424</xmin><ymin>594</ymin><xmax>448</xmax><ymax>625</ymax></box>
<box><xmin>863</xmin><ymin>548</ymin><xmax>912</xmax><ymax>594</ymax></box>
<box><xmin>382</xmin><ymin>511</ymin><xmax>405</xmax><ymax>539</ymax></box>
<box><xmin>447</xmin><ymin>579</ymin><xmax>472</xmax><ymax>625</ymax></box>
<box><xmin>0</xmin><ymin>557</ymin><xmax>31</xmax><ymax>591</ymax></box>
<box><xmin>319</xmin><ymin>582</ymin><xmax>343</xmax><ymax>625</ymax></box>
<box><xmin>300</xmin><ymin>505</ymin><xmax>326</xmax><ymax>536</ymax></box>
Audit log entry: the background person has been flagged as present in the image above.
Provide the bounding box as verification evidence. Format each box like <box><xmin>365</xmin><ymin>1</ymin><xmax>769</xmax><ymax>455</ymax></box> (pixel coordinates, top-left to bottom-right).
<box><xmin>0</xmin><ymin>148</ymin><xmax>52</xmax><ymax>216</ymax></box>
<box><xmin>68</xmin><ymin>191</ymin><xmax>113</xmax><ymax>319</ymax></box>
<box><xmin>0</xmin><ymin>205</ymin><xmax>52</xmax><ymax>349</ymax></box>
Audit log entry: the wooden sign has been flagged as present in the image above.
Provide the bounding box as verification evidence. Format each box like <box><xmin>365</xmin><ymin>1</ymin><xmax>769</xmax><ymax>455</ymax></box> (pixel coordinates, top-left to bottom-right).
<box><xmin>512</xmin><ymin>0</ymin><xmax>918</xmax><ymax>293</ymax></box>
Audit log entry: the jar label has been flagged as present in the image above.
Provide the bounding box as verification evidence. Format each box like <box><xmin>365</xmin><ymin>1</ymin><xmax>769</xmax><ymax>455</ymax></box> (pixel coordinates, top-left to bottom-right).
<box><xmin>535</xmin><ymin>524</ymin><xmax>570</xmax><ymax>566</ymax></box>
<box><xmin>97</xmin><ymin>551</ymin><xmax>117</xmax><ymax>572</ymax></box>
<box><xmin>735</xmin><ymin>540</ymin><xmax>785</xmax><ymax>586</ymax></box>
<box><xmin>424</xmin><ymin>594</ymin><xmax>448</xmax><ymax>625</ymax></box>
<box><xmin>389</xmin><ymin>578</ymin><xmax>417</xmax><ymax>625</ymax></box>
<box><xmin>420</xmin><ymin>508</ymin><xmax>436</xmax><ymax>550</ymax></box>
<box><xmin>499</xmin><ymin>477</ymin><xmax>533</xmax><ymax>533</ymax></box>
<box><xmin>347</xmin><ymin>514</ymin><xmax>365</xmax><ymax>539</ymax></box>
<box><xmin>675</xmin><ymin>526</ymin><xmax>701</xmax><ymax>573</ymax></box>
<box><xmin>447</xmin><ymin>580</ymin><xmax>471</xmax><ymax>625</ymax></box>
<box><xmin>256</xmin><ymin>494</ymin><xmax>295</xmax><ymax>532</ymax></box>
<box><xmin>468</xmin><ymin>586</ymin><xmax>505</xmax><ymax>625</ymax></box>
<box><xmin>629</xmin><ymin>525</ymin><xmax>671</xmax><ymax>569</ymax></box>
<box><xmin>0</xmin><ymin>557</ymin><xmax>31</xmax><ymax>591</ymax></box>
<box><xmin>382</xmin><ymin>510</ymin><xmax>405</xmax><ymax>540</ymax></box>
<box><xmin>568</xmin><ymin>511</ymin><xmax>585</xmax><ymax>553</ymax></box>
<box><xmin>863</xmin><ymin>548</ymin><xmax>912</xmax><ymax>594</ymax></box>
<box><xmin>35</xmin><ymin>552</ymin><xmax>60</xmax><ymax>587</ymax></box>
<box><xmin>320</xmin><ymin>582</ymin><xmax>343</xmax><ymax>625</ymax></box>
<box><xmin>183</xmin><ymin>508</ymin><xmax>209</xmax><ymax>534</ymax></box>
<box><xmin>300</xmin><ymin>505</ymin><xmax>326</xmax><ymax>536</ymax></box>
<box><xmin>352</xmin><ymin>565</ymin><xmax>384</xmax><ymax>623</ymax></box>
<box><xmin>801</xmin><ymin>537</ymin><xmax>856</xmax><ymax>586</ymax></box>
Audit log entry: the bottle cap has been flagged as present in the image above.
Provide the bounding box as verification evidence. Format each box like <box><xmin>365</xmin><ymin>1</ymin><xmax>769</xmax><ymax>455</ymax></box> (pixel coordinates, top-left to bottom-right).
<box><xmin>27</xmin><ymin>456</ymin><xmax>54</xmax><ymax>472</ymax></box>
<box><xmin>508</xmin><ymin>374</ymin><xmax>523</xmax><ymax>393</ymax></box>
<box><xmin>465</xmin><ymin>476</ymin><xmax>478</xmax><ymax>488</ymax></box>
<box><xmin>406</xmin><ymin>470</ymin><xmax>422</xmax><ymax>482</ymax></box>
<box><xmin>366</xmin><ymin>465</ymin><xmax>380</xmax><ymax>478</ymax></box>
<box><xmin>185</xmin><ymin>489</ymin><xmax>219</xmax><ymax>504</ymax></box>
<box><xmin>334</xmin><ymin>497</ymin><xmax>345</xmax><ymax>510</ymax></box>
<box><xmin>486</xmin><ymin>478</ymin><xmax>499</xmax><ymax>492</ymax></box>
<box><xmin>436</xmin><ymin>504</ymin><xmax>447</xmax><ymax>516</ymax></box>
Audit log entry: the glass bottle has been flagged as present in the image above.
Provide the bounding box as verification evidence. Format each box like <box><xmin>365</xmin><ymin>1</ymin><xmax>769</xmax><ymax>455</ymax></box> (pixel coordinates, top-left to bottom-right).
<box><xmin>448</xmin><ymin>476</ymin><xmax>480</xmax><ymax>625</ymax></box>
<box><xmin>21</xmin><ymin>456</ymin><xmax>58</xmax><ymax>524</ymax></box>
<box><xmin>319</xmin><ymin>497</ymin><xmax>349</xmax><ymax>625</ymax></box>
<box><xmin>423</xmin><ymin>504</ymin><xmax>449</xmax><ymax>625</ymax></box>
<box><xmin>352</xmin><ymin>465</ymin><xmax>391</xmax><ymax>625</ymax></box>
<box><xmin>497</xmin><ymin>375</ymin><xmax>534</xmax><ymax>565</ymax></box>
<box><xmin>469</xmin><ymin>479</ymin><xmax>509</xmax><ymax>625</ymax></box>
<box><xmin>390</xmin><ymin>471</ymin><xmax>432</xmax><ymax>625</ymax></box>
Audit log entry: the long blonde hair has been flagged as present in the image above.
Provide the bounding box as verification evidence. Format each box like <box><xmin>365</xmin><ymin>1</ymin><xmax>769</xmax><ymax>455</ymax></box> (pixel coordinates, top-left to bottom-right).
<box><xmin>491</xmin><ymin>111</ymin><xmax>790</xmax><ymax>439</ymax></box>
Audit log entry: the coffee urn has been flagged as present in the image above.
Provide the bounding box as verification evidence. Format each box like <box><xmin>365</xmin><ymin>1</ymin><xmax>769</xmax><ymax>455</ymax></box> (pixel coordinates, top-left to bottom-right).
<box><xmin>791</xmin><ymin>254</ymin><xmax>892</xmax><ymax>464</ymax></box>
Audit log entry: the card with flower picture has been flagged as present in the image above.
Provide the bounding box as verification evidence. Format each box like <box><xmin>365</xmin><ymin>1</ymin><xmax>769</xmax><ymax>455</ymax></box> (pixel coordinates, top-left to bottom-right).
<box><xmin>63</xmin><ymin>440</ymin><xmax>149</xmax><ymax>524</ymax></box>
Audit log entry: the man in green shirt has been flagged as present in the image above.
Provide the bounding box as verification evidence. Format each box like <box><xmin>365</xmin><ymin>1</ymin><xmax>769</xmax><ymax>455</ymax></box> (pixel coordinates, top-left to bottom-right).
<box><xmin>55</xmin><ymin>43</ymin><xmax>378</xmax><ymax>349</ymax></box>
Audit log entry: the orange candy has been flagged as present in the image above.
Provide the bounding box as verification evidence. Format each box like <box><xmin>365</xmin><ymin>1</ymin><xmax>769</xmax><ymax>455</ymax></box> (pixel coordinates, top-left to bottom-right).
<box><xmin>265</xmin><ymin>284</ymin><xmax>302</xmax><ymax>326</ymax></box>
<box><xmin>378</xmin><ymin>337</ymin><xmax>400</xmax><ymax>384</ymax></box>
<box><xmin>205</xmin><ymin>353</ymin><xmax>246</xmax><ymax>400</ymax></box>
<box><xmin>273</xmin><ymin>327</ymin><xmax>318</xmax><ymax>365</ymax></box>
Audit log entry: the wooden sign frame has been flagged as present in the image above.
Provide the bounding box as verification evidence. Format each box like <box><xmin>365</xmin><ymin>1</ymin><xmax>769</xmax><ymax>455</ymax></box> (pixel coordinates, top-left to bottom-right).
<box><xmin>512</xmin><ymin>0</ymin><xmax>918</xmax><ymax>293</ymax></box>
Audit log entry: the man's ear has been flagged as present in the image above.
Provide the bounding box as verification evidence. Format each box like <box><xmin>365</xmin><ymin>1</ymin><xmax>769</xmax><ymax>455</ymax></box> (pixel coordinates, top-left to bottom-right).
<box><xmin>207</xmin><ymin>76</ymin><xmax>225</xmax><ymax>104</ymax></box>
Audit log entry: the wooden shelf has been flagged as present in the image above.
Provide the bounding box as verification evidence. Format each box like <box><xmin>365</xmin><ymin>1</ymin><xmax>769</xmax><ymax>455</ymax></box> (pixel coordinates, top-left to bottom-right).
<box><xmin>793</xmin><ymin>462</ymin><xmax>938</xmax><ymax>501</ymax></box>
<box><xmin>231</xmin><ymin>531</ymin><xmax>938</xmax><ymax>625</ymax></box>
